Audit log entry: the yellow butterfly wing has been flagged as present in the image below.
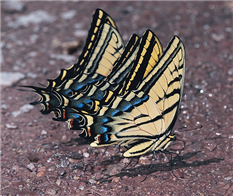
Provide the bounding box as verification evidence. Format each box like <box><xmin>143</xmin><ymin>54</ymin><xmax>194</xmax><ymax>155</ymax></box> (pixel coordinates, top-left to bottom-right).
<box><xmin>123</xmin><ymin>36</ymin><xmax>186</xmax><ymax>157</ymax></box>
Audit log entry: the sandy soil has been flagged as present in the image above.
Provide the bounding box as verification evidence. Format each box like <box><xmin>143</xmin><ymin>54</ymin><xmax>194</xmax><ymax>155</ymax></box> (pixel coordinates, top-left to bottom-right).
<box><xmin>1</xmin><ymin>1</ymin><xmax>233</xmax><ymax>195</ymax></box>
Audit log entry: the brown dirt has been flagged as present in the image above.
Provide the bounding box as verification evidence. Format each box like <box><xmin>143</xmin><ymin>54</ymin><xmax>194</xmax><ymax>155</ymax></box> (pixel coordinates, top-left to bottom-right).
<box><xmin>1</xmin><ymin>1</ymin><xmax>233</xmax><ymax>195</ymax></box>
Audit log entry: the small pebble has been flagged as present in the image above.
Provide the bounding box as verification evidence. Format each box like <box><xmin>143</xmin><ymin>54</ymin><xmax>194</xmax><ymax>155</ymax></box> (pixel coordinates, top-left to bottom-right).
<box><xmin>74</xmin><ymin>30</ymin><xmax>88</xmax><ymax>37</ymax></box>
<box><xmin>83</xmin><ymin>152</ymin><xmax>89</xmax><ymax>158</ymax></box>
<box><xmin>60</xmin><ymin>10</ymin><xmax>76</xmax><ymax>20</ymax></box>
<box><xmin>88</xmin><ymin>179</ymin><xmax>96</xmax><ymax>184</ymax></box>
<box><xmin>56</xmin><ymin>179</ymin><xmax>61</xmax><ymax>186</ymax></box>
<box><xmin>50</xmin><ymin>54</ymin><xmax>76</xmax><ymax>63</ymax></box>
<box><xmin>3</xmin><ymin>1</ymin><xmax>26</xmax><ymax>13</ymax></box>
<box><xmin>79</xmin><ymin>185</ymin><xmax>85</xmax><ymax>190</ymax></box>
<box><xmin>73</xmin><ymin>176</ymin><xmax>79</xmax><ymax>180</ymax></box>
<box><xmin>8</xmin><ymin>10</ymin><xmax>56</xmax><ymax>28</ymax></box>
<box><xmin>57</xmin><ymin>167</ymin><xmax>66</xmax><ymax>176</ymax></box>
<box><xmin>36</xmin><ymin>171</ymin><xmax>45</xmax><ymax>177</ymax></box>
<box><xmin>112</xmin><ymin>177</ymin><xmax>120</xmax><ymax>183</ymax></box>
<box><xmin>27</xmin><ymin>163</ymin><xmax>37</xmax><ymax>172</ymax></box>
<box><xmin>5</xmin><ymin>123</ymin><xmax>18</xmax><ymax>129</ymax></box>
<box><xmin>1</xmin><ymin>72</ymin><xmax>25</xmax><ymax>86</ymax></box>
<box><xmin>41</xmin><ymin>130</ymin><xmax>47</xmax><ymax>135</ymax></box>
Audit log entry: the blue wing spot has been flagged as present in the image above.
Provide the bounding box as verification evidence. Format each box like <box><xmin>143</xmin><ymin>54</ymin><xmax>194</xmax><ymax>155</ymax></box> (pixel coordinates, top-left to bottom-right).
<box><xmin>102</xmin><ymin>134</ymin><xmax>110</xmax><ymax>142</ymax></box>
<box><xmin>101</xmin><ymin>126</ymin><xmax>108</xmax><ymax>133</ymax></box>
<box><xmin>102</xmin><ymin>118</ymin><xmax>109</xmax><ymax>123</ymax></box>
<box><xmin>141</xmin><ymin>95</ymin><xmax>149</xmax><ymax>102</ymax></box>
<box><xmin>133</xmin><ymin>99</ymin><xmax>142</xmax><ymax>106</ymax></box>
<box><xmin>111</xmin><ymin>110</ymin><xmax>122</xmax><ymax>116</ymax></box>
<box><xmin>85</xmin><ymin>99</ymin><xmax>92</xmax><ymax>104</ymax></box>
<box><xmin>74</xmin><ymin>114</ymin><xmax>80</xmax><ymax>119</ymax></box>
<box><xmin>64</xmin><ymin>89</ymin><xmax>72</xmax><ymax>95</ymax></box>
<box><xmin>77</xmin><ymin>103</ymin><xmax>84</xmax><ymax>108</ymax></box>
<box><xmin>74</xmin><ymin>84</ymin><xmax>85</xmax><ymax>91</ymax></box>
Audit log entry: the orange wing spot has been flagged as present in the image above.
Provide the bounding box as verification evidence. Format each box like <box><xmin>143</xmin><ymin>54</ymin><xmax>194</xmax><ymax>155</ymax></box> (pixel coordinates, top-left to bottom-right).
<box><xmin>87</xmin><ymin>127</ymin><xmax>91</xmax><ymax>137</ymax></box>
<box><xmin>46</xmin><ymin>103</ymin><xmax>49</xmax><ymax>111</ymax></box>
<box><xmin>62</xmin><ymin>109</ymin><xmax>66</xmax><ymax>119</ymax></box>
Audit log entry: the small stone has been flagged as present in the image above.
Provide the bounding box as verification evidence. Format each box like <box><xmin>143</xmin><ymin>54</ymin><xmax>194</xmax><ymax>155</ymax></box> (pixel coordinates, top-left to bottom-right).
<box><xmin>60</xmin><ymin>10</ymin><xmax>76</xmax><ymax>20</ymax></box>
<box><xmin>38</xmin><ymin>166</ymin><xmax>46</xmax><ymax>172</ymax></box>
<box><xmin>70</xmin><ymin>152</ymin><xmax>82</xmax><ymax>160</ymax></box>
<box><xmin>27</xmin><ymin>163</ymin><xmax>37</xmax><ymax>172</ymax></box>
<box><xmin>45</xmin><ymin>185</ymin><xmax>60</xmax><ymax>195</ymax></box>
<box><xmin>12</xmin><ymin>110</ymin><xmax>21</xmax><ymax>118</ymax></box>
<box><xmin>41</xmin><ymin>130</ymin><xmax>47</xmax><ymax>135</ymax></box>
<box><xmin>20</xmin><ymin>104</ymin><xmax>34</xmax><ymax>113</ymax></box>
<box><xmin>3</xmin><ymin>1</ymin><xmax>26</xmax><ymax>13</ymax></box>
<box><xmin>56</xmin><ymin>179</ymin><xmax>61</xmax><ymax>186</ymax></box>
<box><xmin>70</xmin><ymin>161</ymin><xmax>84</xmax><ymax>170</ymax></box>
<box><xmin>205</xmin><ymin>141</ymin><xmax>217</xmax><ymax>151</ymax></box>
<box><xmin>27</xmin><ymin>72</ymin><xmax>37</xmax><ymax>78</ymax></box>
<box><xmin>83</xmin><ymin>152</ymin><xmax>89</xmax><ymax>158</ymax></box>
<box><xmin>12</xmin><ymin>165</ymin><xmax>20</xmax><ymax>172</ymax></box>
<box><xmin>112</xmin><ymin>177</ymin><xmax>120</xmax><ymax>183</ymax></box>
<box><xmin>12</xmin><ymin>104</ymin><xmax>34</xmax><ymax>117</ymax></box>
<box><xmin>50</xmin><ymin>54</ymin><xmax>76</xmax><ymax>63</ymax></box>
<box><xmin>47</xmin><ymin>165</ymin><xmax>56</xmax><ymax>172</ymax></box>
<box><xmin>8</xmin><ymin>10</ymin><xmax>56</xmax><ymax>28</ymax></box>
<box><xmin>61</xmin><ymin>40</ymin><xmax>82</xmax><ymax>55</ymax></box>
<box><xmin>57</xmin><ymin>167</ymin><xmax>66</xmax><ymax>176</ymax></box>
<box><xmin>139</xmin><ymin>156</ymin><xmax>150</xmax><ymax>165</ymax></box>
<box><xmin>88</xmin><ymin>179</ymin><xmax>96</xmax><ymax>184</ymax></box>
<box><xmin>121</xmin><ymin>158</ymin><xmax>130</xmax><ymax>164</ymax></box>
<box><xmin>68</xmin><ymin>158</ymin><xmax>79</xmax><ymax>164</ymax></box>
<box><xmin>27</xmin><ymin>122</ymin><xmax>33</xmax><ymax>126</ymax></box>
<box><xmin>73</xmin><ymin>176</ymin><xmax>79</xmax><ymax>180</ymax></box>
<box><xmin>5</xmin><ymin>123</ymin><xmax>17</xmax><ymax>129</ymax></box>
<box><xmin>74</xmin><ymin>30</ymin><xmax>88</xmax><ymax>37</ymax></box>
<box><xmin>1</xmin><ymin>72</ymin><xmax>25</xmax><ymax>86</ymax></box>
<box><xmin>36</xmin><ymin>171</ymin><xmax>45</xmax><ymax>177</ymax></box>
<box><xmin>211</xmin><ymin>33</ymin><xmax>224</xmax><ymax>42</ymax></box>
<box><xmin>1</xmin><ymin>104</ymin><xmax>7</xmax><ymax>109</ymax></box>
<box><xmin>78</xmin><ymin>182</ymin><xmax>86</xmax><ymax>190</ymax></box>
<box><xmin>105</xmin><ymin>164</ymin><xmax>123</xmax><ymax>176</ymax></box>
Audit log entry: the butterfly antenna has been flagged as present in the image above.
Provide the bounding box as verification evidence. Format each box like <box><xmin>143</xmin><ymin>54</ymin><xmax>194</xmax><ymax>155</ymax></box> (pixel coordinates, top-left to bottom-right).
<box><xmin>184</xmin><ymin>125</ymin><xmax>203</xmax><ymax>132</ymax></box>
<box><xmin>37</xmin><ymin>82</ymin><xmax>47</xmax><ymax>87</ymax></box>
<box><xmin>176</xmin><ymin>139</ymin><xmax>186</xmax><ymax>154</ymax></box>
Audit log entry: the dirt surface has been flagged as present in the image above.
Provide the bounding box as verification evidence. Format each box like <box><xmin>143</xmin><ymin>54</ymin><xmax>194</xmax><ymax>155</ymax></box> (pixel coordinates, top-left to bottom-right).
<box><xmin>1</xmin><ymin>1</ymin><xmax>233</xmax><ymax>195</ymax></box>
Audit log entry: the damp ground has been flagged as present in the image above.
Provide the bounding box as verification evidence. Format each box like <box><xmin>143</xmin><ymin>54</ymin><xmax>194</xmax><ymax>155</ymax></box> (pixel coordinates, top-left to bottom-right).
<box><xmin>1</xmin><ymin>1</ymin><xmax>233</xmax><ymax>195</ymax></box>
